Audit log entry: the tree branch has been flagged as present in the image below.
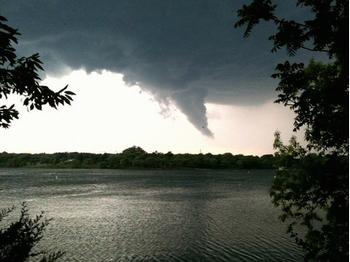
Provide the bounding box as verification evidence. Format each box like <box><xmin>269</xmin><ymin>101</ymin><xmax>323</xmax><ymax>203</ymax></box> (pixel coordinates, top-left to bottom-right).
<box><xmin>301</xmin><ymin>46</ymin><xmax>329</xmax><ymax>53</ymax></box>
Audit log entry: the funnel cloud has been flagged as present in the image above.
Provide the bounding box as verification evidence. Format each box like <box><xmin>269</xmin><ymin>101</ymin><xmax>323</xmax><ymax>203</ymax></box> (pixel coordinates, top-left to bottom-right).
<box><xmin>2</xmin><ymin>0</ymin><xmax>307</xmax><ymax>135</ymax></box>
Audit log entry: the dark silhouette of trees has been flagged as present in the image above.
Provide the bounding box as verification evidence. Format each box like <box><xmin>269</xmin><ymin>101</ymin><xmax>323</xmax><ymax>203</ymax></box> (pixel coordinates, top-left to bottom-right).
<box><xmin>0</xmin><ymin>15</ymin><xmax>75</xmax><ymax>128</ymax></box>
<box><xmin>122</xmin><ymin>146</ymin><xmax>147</xmax><ymax>155</ymax></box>
<box><xmin>0</xmin><ymin>14</ymin><xmax>75</xmax><ymax>261</ymax></box>
<box><xmin>0</xmin><ymin>149</ymin><xmax>276</xmax><ymax>170</ymax></box>
<box><xmin>235</xmin><ymin>0</ymin><xmax>348</xmax><ymax>152</ymax></box>
<box><xmin>0</xmin><ymin>203</ymin><xmax>64</xmax><ymax>262</ymax></box>
<box><xmin>235</xmin><ymin>0</ymin><xmax>348</xmax><ymax>260</ymax></box>
<box><xmin>271</xmin><ymin>132</ymin><xmax>348</xmax><ymax>261</ymax></box>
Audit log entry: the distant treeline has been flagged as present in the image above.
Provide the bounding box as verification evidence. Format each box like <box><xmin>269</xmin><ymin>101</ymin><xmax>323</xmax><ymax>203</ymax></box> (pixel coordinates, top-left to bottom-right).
<box><xmin>0</xmin><ymin>146</ymin><xmax>277</xmax><ymax>169</ymax></box>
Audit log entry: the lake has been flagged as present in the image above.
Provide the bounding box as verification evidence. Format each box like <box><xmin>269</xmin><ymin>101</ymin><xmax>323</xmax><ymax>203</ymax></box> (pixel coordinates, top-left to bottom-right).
<box><xmin>0</xmin><ymin>169</ymin><xmax>302</xmax><ymax>261</ymax></box>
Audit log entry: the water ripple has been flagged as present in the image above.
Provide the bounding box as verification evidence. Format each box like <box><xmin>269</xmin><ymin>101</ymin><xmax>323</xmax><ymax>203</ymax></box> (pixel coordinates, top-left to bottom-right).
<box><xmin>0</xmin><ymin>169</ymin><xmax>303</xmax><ymax>262</ymax></box>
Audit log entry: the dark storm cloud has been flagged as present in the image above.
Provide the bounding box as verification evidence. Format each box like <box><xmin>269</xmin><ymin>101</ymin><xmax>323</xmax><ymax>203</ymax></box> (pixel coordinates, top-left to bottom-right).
<box><xmin>2</xmin><ymin>0</ymin><xmax>310</xmax><ymax>135</ymax></box>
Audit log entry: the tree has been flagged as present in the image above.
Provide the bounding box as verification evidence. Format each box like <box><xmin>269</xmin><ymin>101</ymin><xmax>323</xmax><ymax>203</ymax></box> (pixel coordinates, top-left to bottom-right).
<box><xmin>0</xmin><ymin>15</ymin><xmax>75</xmax><ymax>261</ymax></box>
<box><xmin>121</xmin><ymin>146</ymin><xmax>147</xmax><ymax>156</ymax></box>
<box><xmin>235</xmin><ymin>0</ymin><xmax>348</xmax><ymax>260</ymax></box>
<box><xmin>0</xmin><ymin>15</ymin><xmax>75</xmax><ymax>128</ymax></box>
<box><xmin>0</xmin><ymin>203</ymin><xmax>64</xmax><ymax>262</ymax></box>
<box><xmin>271</xmin><ymin>132</ymin><xmax>348</xmax><ymax>261</ymax></box>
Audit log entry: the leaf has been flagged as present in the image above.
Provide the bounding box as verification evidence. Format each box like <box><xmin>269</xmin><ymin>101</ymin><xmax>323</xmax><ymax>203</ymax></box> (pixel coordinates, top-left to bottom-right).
<box><xmin>57</xmin><ymin>85</ymin><xmax>68</xmax><ymax>94</ymax></box>
<box><xmin>64</xmin><ymin>90</ymin><xmax>75</xmax><ymax>95</ymax></box>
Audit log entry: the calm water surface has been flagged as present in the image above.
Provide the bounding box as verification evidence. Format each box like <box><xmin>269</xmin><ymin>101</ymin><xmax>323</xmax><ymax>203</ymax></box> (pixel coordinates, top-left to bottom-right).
<box><xmin>0</xmin><ymin>169</ymin><xmax>302</xmax><ymax>261</ymax></box>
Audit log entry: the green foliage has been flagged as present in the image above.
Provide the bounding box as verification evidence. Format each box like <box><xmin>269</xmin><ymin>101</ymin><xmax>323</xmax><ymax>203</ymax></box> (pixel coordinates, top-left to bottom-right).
<box><xmin>235</xmin><ymin>0</ymin><xmax>348</xmax><ymax>260</ymax></box>
<box><xmin>235</xmin><ymin>0</ymin><xmax>348</xmax><ymax>153</ymax></box>
<box><xmin>235</xmin><ymin>0</ymin><xmax>277</xmax><ymax>38</ymax></box>
<box><xmin>274</xmin><ymin>60</ymin><xmax>348</xmax><ymax>153</ymax></box>
<box><xmin>0</xmin><ymin>15</ymin><xmax>73</xmax><ymax>261</ymax></box>
<box><xmin>0</xmin><ymin>202</ymin><xmax>64</xmax><ymax>262</ymax></box>
<box><xmin>235</xmin><ymin>0</ymin><xmax>348</xmax><ymax>57</ymax></box>
<box><xmin>0</xmin><ymin>148</ymin><xmax>276</xmax><ymax>170</ymax></box>
<box><xmin>271</xmin><ymin>132</ymin><xmax>348</xmax><ymax>261</ymax></box>
<box><xmin>0</xmin><ymin>15</ymin><xmax>75</xmax><ymax>128</ymax></box>
<box><xmin>121</xmin><ymin>146</ymin><xmax>147</xmax><ymax>156</ymax></box>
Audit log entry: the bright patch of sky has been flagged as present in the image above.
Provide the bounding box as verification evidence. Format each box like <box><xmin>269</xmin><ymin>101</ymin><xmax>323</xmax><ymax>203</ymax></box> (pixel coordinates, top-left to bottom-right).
<box><xmin>0</xmin><ymin>70</ymin><xmax>301</xmax><ymax>155</ymax></box>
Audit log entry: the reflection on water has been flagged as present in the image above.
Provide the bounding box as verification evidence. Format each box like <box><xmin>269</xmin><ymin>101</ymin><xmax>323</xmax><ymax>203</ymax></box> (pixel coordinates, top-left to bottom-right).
<box><xmin>0</xmin><ymin>169</ymin><xmax>302</xmax><ymax>261</ymax></box>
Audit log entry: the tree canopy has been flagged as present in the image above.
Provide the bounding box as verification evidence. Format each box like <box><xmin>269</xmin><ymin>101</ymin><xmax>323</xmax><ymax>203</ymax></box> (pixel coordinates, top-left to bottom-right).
<box><xmin>235</xmin><ymin>0</ymin><xmax>348</xmax><ymax>153</ymax></box>
<box><xmin>0</xmin><ymin>149</ymin><xmax>276</xmax><ymax>170</ymax></box>
<box><xmin>235</xmin><ymin>0</ymin><xmax>348</xmax><ymax>260</ymax></box>
<box><xmin>0</xmin><ymin>14</ymin><xmax>74</xmax><ymax>261</ymax></box>
<box><xmin>0</xmin><ymin>15</ymin><xmax>75</xmax><ymax>128</ymax></box>
<box><xmin>0</xmin><ymin>203</ymin><xmax>64</xmax><ymax>262</ymax></box>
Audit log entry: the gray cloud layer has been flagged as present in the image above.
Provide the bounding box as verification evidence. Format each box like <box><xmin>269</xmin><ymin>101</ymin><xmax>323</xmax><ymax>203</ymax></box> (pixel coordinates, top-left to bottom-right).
<box><xmin>2</xmin><ymin>0</ymin><xmax>306</xmax><ymax>135</ymax></box>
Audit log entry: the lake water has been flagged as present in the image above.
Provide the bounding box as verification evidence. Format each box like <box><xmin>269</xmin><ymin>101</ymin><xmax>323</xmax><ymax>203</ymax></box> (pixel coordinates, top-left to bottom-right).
<box><xmin>0</xmin><ymin>169</ymin><xmax>302</xmax><ymax>261</ymax></box>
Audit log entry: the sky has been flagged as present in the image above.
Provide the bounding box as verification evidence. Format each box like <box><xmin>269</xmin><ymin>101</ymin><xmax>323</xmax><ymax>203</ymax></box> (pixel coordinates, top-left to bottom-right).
<box><xmin>0</xmin><ymin>0</ymin><xmax>310</xmax><ymax>155</ymax></box>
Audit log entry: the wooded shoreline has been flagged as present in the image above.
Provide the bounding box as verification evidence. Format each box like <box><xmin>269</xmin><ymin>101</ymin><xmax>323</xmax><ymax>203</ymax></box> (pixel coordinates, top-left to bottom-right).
<box><xmin>0</xmin><ymin>146</ymin><xmax>276</xmax><ymax>169</ymax></box>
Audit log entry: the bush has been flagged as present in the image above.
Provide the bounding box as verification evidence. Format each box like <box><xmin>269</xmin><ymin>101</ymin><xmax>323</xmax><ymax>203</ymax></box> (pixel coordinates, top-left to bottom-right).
<box><xmin>0</xmin><ymin>203</ymin><xmax>64</xmax><ymax>262</ymax></box>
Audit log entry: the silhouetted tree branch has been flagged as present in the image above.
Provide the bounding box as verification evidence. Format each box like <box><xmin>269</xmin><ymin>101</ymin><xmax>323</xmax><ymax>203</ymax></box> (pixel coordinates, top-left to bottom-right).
<box><xmin>0</xmin><ymin>15</ymin><xmax>75</xmax><ymax>128</ymax></box>
<box><xmin>0</xmin><ymin>14</ymin><xmax>73</xmax><ymax>261</ymax></box>
<box><xmin>235</xmin><ymin>0</ymin><xmax>348</xmax><ymax>260</ymax></box>
<box><xmin>0</xmin><ymin>202</ymin><xmax>64</xmax><ymax>262</ymax></box>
